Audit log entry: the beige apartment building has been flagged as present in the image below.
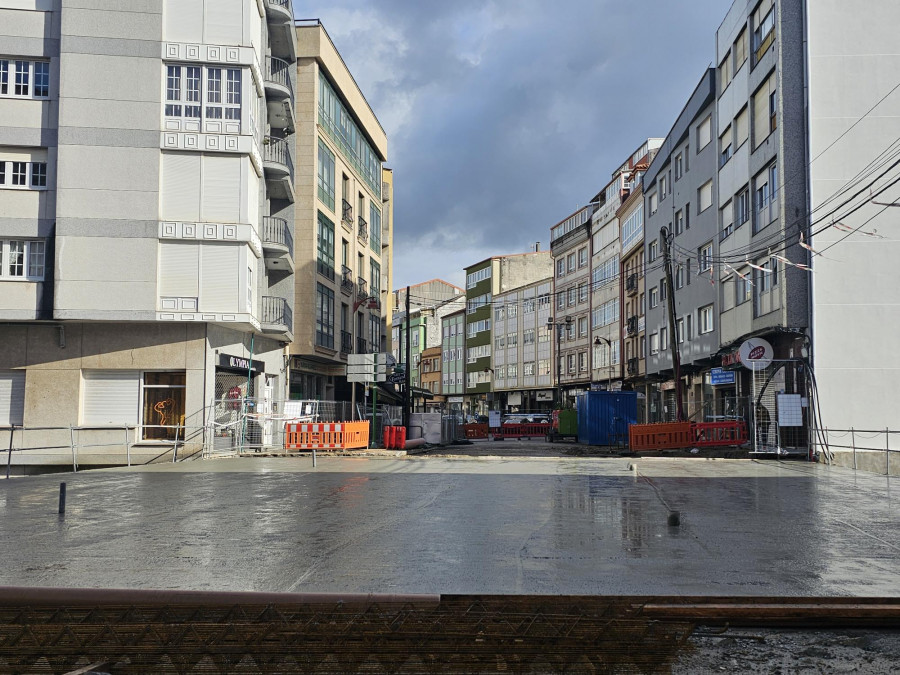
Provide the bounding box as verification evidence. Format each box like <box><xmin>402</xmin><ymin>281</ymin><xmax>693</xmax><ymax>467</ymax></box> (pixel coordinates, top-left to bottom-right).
<box><xmin>289</xmin><ymin>21</ymin><xmax>391</xmax><ymax>400</ymax></box>
<box><xmin>618</xmin><ymin>183</ymin><xmax>647</xmax><ymax>420</ymax></box>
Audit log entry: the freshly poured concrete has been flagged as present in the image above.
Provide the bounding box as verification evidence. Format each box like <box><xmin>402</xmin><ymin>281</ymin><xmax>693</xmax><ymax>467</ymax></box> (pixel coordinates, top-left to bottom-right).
<box><xmin>0</xmin><ymin>457</ymin><xmax>897</xmax><ymax>596</ymax></box>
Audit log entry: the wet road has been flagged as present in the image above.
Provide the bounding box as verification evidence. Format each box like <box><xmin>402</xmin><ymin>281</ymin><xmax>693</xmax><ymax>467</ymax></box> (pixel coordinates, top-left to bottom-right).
<box><xmin>0</xmin><ymin>457</ymin><xmax>897</xmax><ymax>596</ymax></box>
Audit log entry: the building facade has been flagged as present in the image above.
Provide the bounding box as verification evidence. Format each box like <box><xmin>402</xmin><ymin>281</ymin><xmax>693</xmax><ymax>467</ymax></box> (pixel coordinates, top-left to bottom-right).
<box><xmin>0</xmin><ymin>0</ymin><xmax>297</xmax><ymax>468</ymax></box>
<box><xmin>618</xmin><ymin>182</ymin><xmax>647</xmax><ymax>421</ymax></box>
<box><xmin>644</xmin><ymin>71</ymin><xmax>720</xmax><ymax>422</ymax></box>
<box><xmin>492</xmin><ymin>278</ymin><xmax>554</xmax><ymax>412</ymax></box>
<box><xmin>440</xmin><ymin>309</ymin><xmax>465</xmax><ymax>410</ymax></box>
<box><xmin>290</xmin><ymin>21</ymin><xmax>389</xmax><ymax>402</ymax></box>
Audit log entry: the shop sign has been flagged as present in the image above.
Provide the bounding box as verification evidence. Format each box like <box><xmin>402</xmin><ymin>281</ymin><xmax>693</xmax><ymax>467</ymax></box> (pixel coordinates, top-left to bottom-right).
<box><xmin>536</xmin><ymin>391</ymin><xmax>553</xmax><ymax>401</ymax></box>
<box><xmin>710</xmin><ymin>368</ymin><xmax>736</xmax><ymax>385</ymax></box>
<box><xmin>739</xmin><ymin>338</ymin><xmax>774</xmax><ymax>371</ymax></box>
<box><xmin>721</xmin><ymin>350</ymin><xmax>741</xmax><ymax>368</ymax></box>
<box><xmin>218</xmin><ymin>354</ymin><xmax>261</xmax><ymax>373</ymax></box>
<box><xmin>660</xmin><ymin>381</ymin><xmax>676</xmax><ymax>391</ymax></box>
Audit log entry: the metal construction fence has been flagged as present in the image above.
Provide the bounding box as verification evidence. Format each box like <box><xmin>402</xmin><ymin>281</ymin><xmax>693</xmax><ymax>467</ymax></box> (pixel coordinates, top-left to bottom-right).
<box><xmin>817</xmin><ymin>427</ymin><xmax>900</xmax><ymax>475</ymax></box>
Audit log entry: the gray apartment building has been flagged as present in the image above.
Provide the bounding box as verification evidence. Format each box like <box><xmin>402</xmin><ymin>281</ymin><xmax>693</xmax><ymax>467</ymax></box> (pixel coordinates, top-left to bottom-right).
<box><xmin>549</xmin><ymin>206</ymin><xmax>595</xmax><ymax>404</ymax></box>
<box><xmin>644</xmin><ymin>70</ymin><xmax>720</xmax><ymax>422</ymax></box>
<box><xmin>0</xmin><ymin>0</ymin><xmax>297</xmax><ymax>469</ymax></box>
<box><xmin>440</xmin><ymin>309</ymin><xmax>465</xmax><ymax>410</ymax></box>
<box><xmin>492</xmin><ymin>278</ymin><xmax>554</xmax><ymax>412</ymax></box>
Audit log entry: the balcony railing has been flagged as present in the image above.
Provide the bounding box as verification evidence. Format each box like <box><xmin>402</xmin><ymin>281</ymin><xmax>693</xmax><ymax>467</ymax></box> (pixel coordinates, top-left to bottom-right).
<box><xmin>368</xmin><ymin>296</ymin><xmax>381</xmax><ymax>312</ymax></box>
<box><xmin>625</xmin><ymin>273</ymin><xmax>638</xmax><ymax>295</ymax></box>
<box><xmin>357</xmin><ymin>277</ymin><xmax>368</xmax><ymax>299</ymax></box>
<box><xmin>341</xmin><ymin>266</ymin><xmax>354</xmax><ymax>295</ymax></box>
<box><xmin>626</xmin><ymin>315</ymin><xmax>638</xmax><ymax>336</ymax></box>
<box><xmin>263</xmin><ymin>137</ymin><xmax>294</xmax><ymax>178</ymax></box>
<box><xmin>264</xmin><ymin>56</ymin><xmax>294</xmax><ymax>102</ymax></box>
<box><xmin>261</xmin><ymin>296</ymin><xmax>292</xmax><ymax>333</ymax></box>
<box><xmin>340</xmin><ymin>330</ymin><xmax>352</xmax><ymax>354</ymax></box>
<box><xmin>262</xmin><ymin>216</ymin><xmax>293</xmax><ymax>257</ymax></box>
<box><xmin>317</xmin><ymin>258</ymin><xmax>335</xmax><ymax>282</ymax></box>
<box><xmin>357</xmin><ymin>216</ymin><xmax>368</xmax><ymax>244</ymax></box>
<box><xmin>627</xmin><ymin>358</ymin><xmax>639</xmax><ymax>376</ymax></box>
<box><xmin>357</xmin><ymin>337</ymin><xmax>369</xmax><ymax>354</ymax></box>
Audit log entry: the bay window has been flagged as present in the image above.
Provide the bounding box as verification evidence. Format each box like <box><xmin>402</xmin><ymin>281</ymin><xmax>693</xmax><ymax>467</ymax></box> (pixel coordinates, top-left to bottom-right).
<box><xmin>164</xmin><ymin>64</ymin><xmax>243</xmax><ymax>133</ymax></box>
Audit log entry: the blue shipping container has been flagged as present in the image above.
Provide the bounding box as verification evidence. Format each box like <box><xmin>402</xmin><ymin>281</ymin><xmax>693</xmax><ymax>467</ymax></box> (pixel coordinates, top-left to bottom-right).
<box><xmin>576</xmin><ymin>390</ymin><xmax>638</xmax><ymax>446</ymax></box>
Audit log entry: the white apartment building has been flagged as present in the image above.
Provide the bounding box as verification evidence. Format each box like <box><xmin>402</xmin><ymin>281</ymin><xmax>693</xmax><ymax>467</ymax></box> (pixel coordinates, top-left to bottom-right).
<box><xmin>0</xmin><ymin>0</ymin><xmax>297</xmax><ymax>470</ymax></box>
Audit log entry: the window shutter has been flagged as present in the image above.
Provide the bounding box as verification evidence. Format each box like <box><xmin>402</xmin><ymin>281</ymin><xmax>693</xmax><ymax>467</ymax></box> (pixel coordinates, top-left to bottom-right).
<box><xmin>82</xmin><ymin>371</ymin><xmax>140</xmax><ymax>425</ymax></box>
<box><xmin>0</xmin><ymin>370</ymin><xmax>25</xmax><ymax>425</ymax></box>
<box><xmin>735</xmin><ymin>107</ymin><xmax>749</xmax><ymax>145</ymax></box>
<box><xmin>201</xmin><ymin>155</ymin><xmax>241</xmax><ymax>223</ymax></box>
<box><xmin>753</xmin><ymin>75</ymin><xmax>773</xmax><ymax>148</ymax></box>
<box><xmin>159</xmin><ymin>241</ymin><xmax>199</xmax><ymax>297</ymax></box>
<box><xmin>200</xmin><ymin>243</ymin><xmax>240</xmax><ymax>312</ymax></box>
<box><xmin>161</xmin><ymin>152</ymin><xmax>200</xmax><ymax>221</ymax></box>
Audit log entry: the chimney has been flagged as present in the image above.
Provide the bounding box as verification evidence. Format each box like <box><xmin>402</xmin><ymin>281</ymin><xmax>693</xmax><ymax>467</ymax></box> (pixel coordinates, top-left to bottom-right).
<box><xmin>533</xmin><ymin>241</ymin><xmax>540</xmax><ymax>252</ymax></box>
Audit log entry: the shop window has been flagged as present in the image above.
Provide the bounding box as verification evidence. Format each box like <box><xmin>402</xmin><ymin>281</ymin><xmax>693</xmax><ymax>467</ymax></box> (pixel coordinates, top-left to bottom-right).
<box><xmin>142</xmin><ymin>372</ymin><xmax>186</xmax><ymax>440</ymax></box>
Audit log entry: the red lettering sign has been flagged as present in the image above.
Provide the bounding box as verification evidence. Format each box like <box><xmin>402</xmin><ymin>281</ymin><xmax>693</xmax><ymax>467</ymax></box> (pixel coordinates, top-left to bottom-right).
<box><xmin>748</xmin><ymin>346</ymin><xmax>765</xmax><ymax>360</ymax></box>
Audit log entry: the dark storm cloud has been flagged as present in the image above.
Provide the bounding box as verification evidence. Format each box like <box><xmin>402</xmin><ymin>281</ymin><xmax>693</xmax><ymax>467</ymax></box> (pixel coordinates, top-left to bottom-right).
<box><xmin>307</xmin><ymin>1</ymin><xmax>728</xmax><ymax>287</ymax></box>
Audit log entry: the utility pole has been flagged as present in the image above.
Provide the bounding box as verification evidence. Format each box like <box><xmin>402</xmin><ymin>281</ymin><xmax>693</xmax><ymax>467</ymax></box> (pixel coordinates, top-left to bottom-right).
<box><xmin>403</xmin><ymin>285</ymin><xmax>411</xmax><ymax>431</ymax></box>
<box><xmin>660</xmin><ymin>226</ymin><xmax>685</xmax><ymax>421</ymax></box>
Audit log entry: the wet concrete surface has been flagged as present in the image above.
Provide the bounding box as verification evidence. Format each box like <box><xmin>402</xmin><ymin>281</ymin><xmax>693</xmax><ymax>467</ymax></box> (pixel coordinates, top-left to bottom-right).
<box><xmin>0</xmin><ymin>456</ymin><xmax>897</xmax><ymax>596</ymax></box>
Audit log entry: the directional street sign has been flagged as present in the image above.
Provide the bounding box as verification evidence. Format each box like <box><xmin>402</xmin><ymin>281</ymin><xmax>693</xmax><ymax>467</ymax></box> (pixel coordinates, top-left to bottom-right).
<box><xmin>388</xmin><ymin>373</ymin><xmax>405</xmax><ymax>384</ymax></box>
<box><xmin>346</xmin><ymin>353</ymin><xmax>389</xmax><ymax>382</ymax></box>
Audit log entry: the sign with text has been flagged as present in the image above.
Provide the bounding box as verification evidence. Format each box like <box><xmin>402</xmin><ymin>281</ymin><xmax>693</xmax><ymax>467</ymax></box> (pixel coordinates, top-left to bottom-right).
<box><xmin>346</xmin><ymin>353</ymin><xmax>388</xmax><ymax>383</ymax></box>
<box><xmin>710</xmin><ymin>368</ymin><xmax>736</xmax><ymax>385</ymax></box>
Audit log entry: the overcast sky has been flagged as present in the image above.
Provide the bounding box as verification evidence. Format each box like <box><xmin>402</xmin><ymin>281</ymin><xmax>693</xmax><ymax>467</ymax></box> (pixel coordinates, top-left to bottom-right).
<box><xmin>302</xmin><ymin>1</ymin><xmax>728</xmax><ymax>289</ymax></box>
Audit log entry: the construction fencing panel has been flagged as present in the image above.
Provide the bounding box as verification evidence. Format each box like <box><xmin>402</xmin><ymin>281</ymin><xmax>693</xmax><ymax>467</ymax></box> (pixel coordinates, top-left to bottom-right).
<box><xmin>750</xmin><ymin>360</ymin><xmax>809</xmax><ymax>455</ymax></box>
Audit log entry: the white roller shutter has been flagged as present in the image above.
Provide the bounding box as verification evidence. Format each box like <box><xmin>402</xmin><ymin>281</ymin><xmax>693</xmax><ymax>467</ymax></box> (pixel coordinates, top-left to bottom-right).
<box><xmin>200</xmin><ymin>243</ymin><xmax>239</xmax><ymax>312</ymax></box>
<box><xmin>164</xmin><ymin>0</ymin><xmax>203</xmax><ymax>43</ymax></box>
<box><xmin>201</xmin><ymin>155</ymin><xmax>242</xmax><ymax>223</ymax></box>
<box><xmin>82</xmin><ymin>371</ymin><xmax>140</xmax><ymax>426</ymax></box>
<box><xmin>159</xmin><ymin>241</ymin><xmax>200</xmax><ymax>298</ymax></box>
<box><xmin>161</xmin><ymin>152</ymin><xmax>201</xmax><ymax>222</ymax></box>
<box><xmin>0</xmin><ymin>370</ymin><xmax>25</xmax><ymax>426</ymax></box>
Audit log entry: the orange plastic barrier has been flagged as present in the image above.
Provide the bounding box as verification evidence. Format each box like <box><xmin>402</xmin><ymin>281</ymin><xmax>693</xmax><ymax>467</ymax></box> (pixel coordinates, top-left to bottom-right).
<box><xmin>629</xmin><ymin>422</ymin><xmax>694</xmax><ymax>451</ymax></box>
<box><xmin>284</xmin><ymin>421</ymin><xmax>370</xmax><ymax>450</ymax></box>
<box><xmin>693</xmin><ymin>421</ymin><xmax>748</xmax><ymax>447</ymax></box>
<box><xmin>462</xmin><ymin>423</ymin><xmax>489</xmax><ymax>439</ymax></box>
<box><xmin>496</xmin><ymin>423</ymin><xmax>552</xmax><ymax>439</ymax></box>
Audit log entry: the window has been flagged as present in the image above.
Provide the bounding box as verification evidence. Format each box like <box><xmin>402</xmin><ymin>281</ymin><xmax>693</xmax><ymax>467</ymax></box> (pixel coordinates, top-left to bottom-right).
<box><xmin>0</xmin><ymin>160</ymin><xmax>47</xmax><ymax>191</ymax></box>
<box><xmin>649</xmin><ymin>192</ymin><xmax>658</xmax><ymax>215</ymax></box>
<box><xmin>735</xmin><ymin>28</ymin><xmax>748</xmax><ymax>70</ymax></box>
<box><xmin>567</xmin><ymin>287</ymin><xmax>576</xmax><ymax>307</ymax></box>
<box><xmin>699</xmin><ymin>304</ymin><xmax>714</xmax><ymax>334</ymax></box>
<box><xmin>735</xmin><ymin>187</ymin><xmax>750</xmax><ymax>227</ymax></box>
<box><xmin>524</xmin><ymin>362</ymin><xmax>535</xmax><ymax>377</ymax></box>
<box><xmin>753</xmin><ymin>72</ymin><xmax>776</xmax><ymax>148</ymax></box>
<box><xmin>659</xmin><ymin>173</ymin><xmax>668</xmax><ymax>200</ymax></box>
<box><xmin>165</xmin><ymin>64</ymin><xmax>243</xmax><ymax>132</ymax></box>
<box><xmin>567</xmin><ymin>252</ymin><xmax>577</xmax><ymax>272</ymax></box>
<box><xmin>754</xmin><ymin>162</ymin><xmax>778</xmax><ymax>233</ymax></box>
<box><xmin>0</xmin><ymin>59</ymin><xmax>50</xmax><ymax>99</ymax></box>
<box><xmin>578</xmin><ymin>247</ymin><xmax>588</xmax><ymax>268</ymax></box>
<box><xmin>736</xmin><ymin>269</ymin><xmax>752</xmax><ymax>305</ymax></box>
<box><xmin>719</xmin><ymin>51</ymin><xmax>732</xmax><ymax>91</ymax></box>
<box><xmin>507</xmin><ymin>332</ymin><xmax>518</xmax><ymax>348</ymax></box>
<box><xmin>720</xmin><ymin>125</ymin><xmax>732</xmax><ymax>167</ymax></box>
<box><xmin>649</xmin><ymin>286</ymin><xmax>658</xmax><ymax>309</ymax></box>
<box><xmin>621</xmin><ymin>203</ymin><xmax>644</xmax><ymax>252</ymax></box>
<box><xmin>674</xmin><ymin>152</ymin><xmax>684</xmax><ymax>181</ymax></box>
<box><xmin>753</xmin><ymin>259</ymin><xmax>779</xmax><ymax>317</ymax></box>
<box><xmin>567</xmin><ymin>354</ymin><xmax>576</xmax><ymax>374</ymax></box>
<box><xmin>317</xmin><ymin>139</ymin><xmax>336</xmax><ymax>211</ymax></box>
<box><xmin>538</xmin><ymin>359</ymin><xmax>550</xmax><ymax>376</ymax></box>
<box><xmin>578</xmin><ymin>283</ymin><xmax>588</xmax><ymax>303</ymax></box>
<box><xmin>370</xmin><ymin>202</ymin><xmax>381</xmax><ymax>252</ymax></box>
<box><xmin>675</xmin><ymin>210</ymin><xmax>684</xmax><ymax>236</ymax></box>
<box><xmin>676</xmin><ymin>318</ymin><xmax>685</xmax><ymax>343</ymax></box>
<box><xmin>141</xmin><ymin>372</ymin><xmax>186</xmax><ymax>441</ymax></box>
<box><xmin>720</xmin><ymin>202</ymin><xmax>734</xmax><ymax>241</ymax></box>
<box><xmin>735</xmin><ymin>106</ymin><xmax>749</xmax><ymax>148</ymax></box>
<box><xmin>316</xmin><ymin>283</ymin><xmax>335</xmax><ymax>349</ymax></box>
<box><xmin>650</xmin><ymin>333</ymin><xmax>659</xmax><ymax>354</ymax></box>
<box><xmin>1</xmin><ymin>239</ymin><xmax>45</xmax><ymax>279</ymax></box>
<box><xmin>660</xmin><ymin>326</ymin><xmax>668</xmax><ymax>348</ymax></box>
<box><xmin>699</xmin><ymin>243</ymin><xmax>713</xmax><ymax>272</ymax></box>
<box><xmin>556</xmin><ymin>258</ymin><xmax>565</xmax><ymax>278</ymax></box>
<box><xmin>508</xmin><ymin>303</ymin><xmax>518</xmax><ymax>319</ymax></box>
<box><xmin>556</xmin><ymin>292</ymin><xmax>566</xmax><ymax>311</ymax></box>
<box><xmin>370</xmin><ymin>260</ymin><xmax>381</xmax><ymax>295</ymax></box>
<box><xmin>698</xmin><ymin>180</ymin><xmax>713</xmax><ymax>213</ymax></box>
<box><xmin>316</xmin><ymin>212</ymin><xmax>335</xmax><ymax>280</ymax></box>
<box><xmin>660</xmin><ymin>278</ymin><xmax>667</xmax><ymax>302</ymax></box>
<box><xmin>494</xmin><ymin>305</ymin><xmax>505</xmax><ymax>321</ymax></box>
<box><xmin>753</xmin><ymin>0</ymin><xmax>776</xmax><ymax>63</ymax></box>
<box><xmin>466</xmin><ymin>266</ymin><xmax>492</xmax><ymax>288</ymax></box>
<box><xmin>648</xmin><ymin>240</ymin><xmax>658</xmax><ymax>262</ymax></box>
<box><xmin>523</xmin><ymin>298</ymin><xmax>535</xmax><ymax>313</ymax></box>
<box><xmin>578</xmin><ymin>316</ymin><xmax>587</xmax><ymax>338</ymax></box>
<box><xmin>697</xmin><ymin>115</ymin><xmax>712</xmax><ymax>150</ymax></box>
<box><xmin>675</xmin><ymin>264</ymin><xmax>685</xmax><ymax>290</ymax></box>
<box><xmin>578</xmin><ymin>352</ymin><xmax>587</xmax><ymax>373</ymax></box>
<box><xmin>508</xmin><ymin>364</ymin><xmax>518</xmax><ymax>380</ymax></box>
<box><xmin>468</xmin><ymin>293</ymin><xmax>491</xmax><ymax>314</ymax></box>
<box><xmin>523</xmin><ymin>328</ymin><xmax>535</xmax><ymax>345</ymax></box>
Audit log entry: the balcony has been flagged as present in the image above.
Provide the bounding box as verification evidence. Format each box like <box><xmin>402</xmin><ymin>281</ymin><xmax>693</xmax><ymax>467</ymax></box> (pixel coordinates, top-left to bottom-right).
<box><xmin>340</xmin><ymin>266</ymin><xmax>354</xmax><ymax>296</ymax></box>
<box><xmin>264</xmin><ymin>57</ymin><xmax>295</xmax><ymax>134</ymax></box>
<box><xmin>625</xmin><ymin>273</ymin><xmax>638</xmax><ymax>296</ymax></box>
<box><xmin>357</xmin><ymin>277</ymin><xmax>368</xmax><ymax>300</ymax></box>
<box><xmin>341</xmin><ymin>199</ymin><xmax>353</xmax><ymax>229</ymax></box>
<box><xmin>265</xmin><ymin>0</ymin><xmax>297</xmax><ymax>62</ymax></box>
<box><xmin>627</xmin><ymin>357</ymin><xmax>639</xmax><ymax>377</ymax></box>
<box><xmin>261</xmin><ymin>216</ymin><xmax>294</xmax><ymax>272</ymax></box>
<box><xmin>626</xmin><ymin>315</ymin><xmax>638</xmax><ymax>336</ymax></box>
<box><xmin>263</xmin><ymin>136</ymin><xmax>295</xmax><ymax>202</ymax></box>
<box><xmin>357</xmin><ymin>215</ymin><xmax>368</xmax><ymax>245</ymax></box>
<box><xmin>261</xmin><ymin>296</ymin><xmax>293</xmax><ymax>337</ymax></box>
<box><xmin>357</xmin><ymin>337</ymin><xmax>369</xmax><ymax>354</ymax></box>
<box><xmin>368</xmin><ymin>295</ymin><xmax>381</xmax><ymax>312</ymax></box>
<box><xmin>340</xmin><ymin>330</ymin><xmax>352</xmax><ymax>355</ymax></box>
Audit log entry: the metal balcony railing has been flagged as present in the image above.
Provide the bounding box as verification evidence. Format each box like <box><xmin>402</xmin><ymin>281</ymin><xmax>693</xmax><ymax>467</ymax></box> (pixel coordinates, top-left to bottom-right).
<box><xmin>340</xmin><ymin>330</ymin><xmax>352</xmax><ymax>354</ymax></box>
<box><xmin>627</xmin><ymin>358</ymin><xmax>639</xmax><ymax>376</ymax></box>
<box><xmin>357</xmin><ymin>277</ymin><xmax>368</xmax><ymax>299</ymax></box>
<box><xmin>261</xmin><ymin>296</ymin><xmax>292</xmax><ymax>332</ymax></box>
<box><xmin>262</xmin><ymin>216</ymin><xmax>293</xmax><ymax>257</ymax></box>
<box><xmin>357</xmin><ymin>337</ymin><xmax>369</xmax><ymax>354</ymax></box>
<box><xmin>267</xmin><ymin>0</ymin><xmax>290</xmax><ymax>8</ymax></box>
<box><xmin>263</xmin><ymin>137</ymin><xmax>294</xmax><ymax>178</ymax></box>
<box><xmin>264</xmin><ymin>56</ymin><xmax>294</xmax><ymax>102</ymax></box>
<box><xmin>317</xmin><ymin>258</ymin><xmax>335</xmax><ymax>282</ymax></box>
<box><xmin>342</xmin><ymin>199</ymin><xmax>353</xmax><ymax>227</ymax></box>
<box><xmin>625</xmin><ymin>273</ymin><xmax>638</xmax><ymax>295</ymax></box>
<box><xmin>626</xmin><ymin>316</ymin><xmax>638</xmax><ymax>336</ymax></box>
<box><xmin>357</xmin><ymin>216</ymin><xmax>368</xmax><ymax>244</ymax></box>
<box><xmin>368</xmin><ymin>296</ymin><xmax>381</xmax><ymax>312</ymax></box>
<box><xmin>341</xmin><ymin>266</ymin><xmax>354</xmax><ymax>295</ymax></box>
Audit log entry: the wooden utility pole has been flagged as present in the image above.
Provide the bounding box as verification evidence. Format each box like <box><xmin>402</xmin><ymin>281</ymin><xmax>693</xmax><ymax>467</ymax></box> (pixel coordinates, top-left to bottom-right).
<box><xmin>660</xmin><ymin>227</ymin><xmax>685</xmax><ymax>421</ymax></box>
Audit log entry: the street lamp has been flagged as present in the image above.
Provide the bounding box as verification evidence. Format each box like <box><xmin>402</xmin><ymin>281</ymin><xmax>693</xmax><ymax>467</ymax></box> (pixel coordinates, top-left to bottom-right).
<box><xmin>594</xmin><ymin>336</ymin><xmax>614</xmax><ymax>390</ymax></box>
<box><xmin>547</xmin><ymin>315</ymin><xmax>573</xmax><ymax>408</ymax></box>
